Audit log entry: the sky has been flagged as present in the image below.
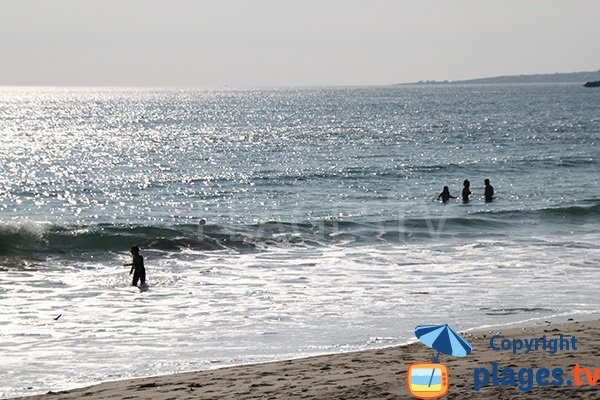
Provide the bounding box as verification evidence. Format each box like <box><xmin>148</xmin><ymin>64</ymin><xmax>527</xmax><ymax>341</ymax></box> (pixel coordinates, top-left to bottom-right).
<box><xmin>1</xmin><ymin>0</ymin><xmax>599</xmax><ymax>87</ymax></box>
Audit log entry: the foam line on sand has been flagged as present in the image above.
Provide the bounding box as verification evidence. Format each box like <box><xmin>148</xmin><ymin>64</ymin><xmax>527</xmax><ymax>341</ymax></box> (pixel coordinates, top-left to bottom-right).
<box><xmin>15</xmin><ymin>318</ymin><xmax>600</xmax><ymax>400</ymax></box>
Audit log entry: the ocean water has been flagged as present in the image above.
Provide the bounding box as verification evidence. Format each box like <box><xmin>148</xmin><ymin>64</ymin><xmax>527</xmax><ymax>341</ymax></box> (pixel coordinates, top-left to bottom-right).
<box><xmin>1</xmin><ymin>85</ymin><xmax>599</xmax><ymax>397</ymax></box>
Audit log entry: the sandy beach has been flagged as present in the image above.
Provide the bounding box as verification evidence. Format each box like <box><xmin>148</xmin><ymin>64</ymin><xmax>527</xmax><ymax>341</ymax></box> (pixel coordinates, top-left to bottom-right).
<box><xmin>15</xmin><ymin>317</ymin><xmax>599</xmax><ymax>400</ymax></box>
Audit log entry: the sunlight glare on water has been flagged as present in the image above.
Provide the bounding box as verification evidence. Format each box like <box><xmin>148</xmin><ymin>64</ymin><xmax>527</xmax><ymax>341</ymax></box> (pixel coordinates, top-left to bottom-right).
<box><xmin>0</xmin><ymin>85</ymin><xmax>599</xmax><ymax>397</ymax></box>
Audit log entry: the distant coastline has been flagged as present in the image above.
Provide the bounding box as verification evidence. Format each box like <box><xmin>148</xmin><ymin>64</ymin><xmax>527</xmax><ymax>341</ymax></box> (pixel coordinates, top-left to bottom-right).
<box><xmin>398</xmin><ymin>70</ymin><xmax>600</xmax><ymax>85</ymax></box>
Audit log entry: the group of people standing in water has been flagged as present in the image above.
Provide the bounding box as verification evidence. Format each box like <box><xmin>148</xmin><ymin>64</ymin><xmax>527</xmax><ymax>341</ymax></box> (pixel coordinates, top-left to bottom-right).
<box><xmin>438</xmin><ymin>178</ymin><xmax>494</xmax><ymax>203</ymax></box>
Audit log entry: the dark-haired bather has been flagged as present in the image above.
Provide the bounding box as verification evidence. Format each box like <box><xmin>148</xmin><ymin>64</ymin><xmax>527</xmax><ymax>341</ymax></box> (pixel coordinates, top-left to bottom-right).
<box><xmin>462</xmin><ymin>179</ymin><xmax>471</xmax><ymax>202</ymax></box>
<box><xmin>124</xmin><ymin>246</ymin><xmax>145</xmax><ymax>286</ymax></box>
<box><xmin>437</xmin><ymin>186</ymin><xmax>456</xmax><ymax>203</ymax></box>
<box><xmin>484</xmin><ymin>179</ymin><xmax>495</xmax><ymax>202</ymax></box>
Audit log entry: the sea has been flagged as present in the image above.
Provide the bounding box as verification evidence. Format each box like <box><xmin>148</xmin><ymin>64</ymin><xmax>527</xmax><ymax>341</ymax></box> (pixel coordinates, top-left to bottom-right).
<box><xmin>1</xmin><ymin>84</ymin><xmax>599</xmax><ymax>397</ymax></box>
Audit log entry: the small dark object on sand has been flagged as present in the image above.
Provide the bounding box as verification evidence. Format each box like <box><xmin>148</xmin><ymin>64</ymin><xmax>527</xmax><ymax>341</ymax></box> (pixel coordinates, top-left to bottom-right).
<box><xmin>54</xmin><ymin>314</ymin><xmax>62</xmax><ymax>321</ymax></box>
<box><xmin>139</xmin><ymin>382</ymin><xmax>158</xmax><ymax>389</ymax></box>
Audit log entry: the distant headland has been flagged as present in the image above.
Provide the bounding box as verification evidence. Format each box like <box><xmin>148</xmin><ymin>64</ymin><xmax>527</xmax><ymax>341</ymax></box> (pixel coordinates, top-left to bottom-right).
<box><xmin>399</xmin><ymin>70</ymin><xmax>600</xmax><ymax>85</ymax></box>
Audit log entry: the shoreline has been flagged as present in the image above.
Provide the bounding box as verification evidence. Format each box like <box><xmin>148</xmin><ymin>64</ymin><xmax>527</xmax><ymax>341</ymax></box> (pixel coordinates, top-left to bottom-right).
<box><xmin>14</xmin><ymin>315</ymin><xmax>600</xmax><ymax>400</ymax></box>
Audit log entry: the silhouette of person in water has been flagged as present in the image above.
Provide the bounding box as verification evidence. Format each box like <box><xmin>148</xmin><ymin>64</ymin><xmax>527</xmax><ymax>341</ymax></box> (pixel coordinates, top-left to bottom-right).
<box><xmin>124</xmin><ymin>246</ymin><xmax>145</xmax><ymax>287</ymax></box>
<box><xmin>484</xmin><ymin>178</ymin><xmax>495</xmax><ymax>202</ymax></box>
<box><xmin>437</xmin><ymin>186</ymin><xmax>456</xmax><ymax>203</ymax></box>
<box><xmin>462</xmin><ymin>179</ymin><xmax>471</xmax><ymax>202</ymax></box>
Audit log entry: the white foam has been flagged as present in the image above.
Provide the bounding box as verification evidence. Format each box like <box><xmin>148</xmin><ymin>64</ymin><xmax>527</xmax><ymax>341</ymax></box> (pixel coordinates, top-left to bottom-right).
<box><xmin>1</xmin><ymin>233</ymin><xmax>599</xmax><ymax>397</ymax></box>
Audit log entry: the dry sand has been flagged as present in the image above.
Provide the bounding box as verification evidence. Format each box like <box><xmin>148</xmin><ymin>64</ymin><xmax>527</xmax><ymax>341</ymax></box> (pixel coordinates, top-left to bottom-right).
<box><xmin>15</xmin><ymin>318</ymin><xmax>600</xmax><ymax>400</ymax></box>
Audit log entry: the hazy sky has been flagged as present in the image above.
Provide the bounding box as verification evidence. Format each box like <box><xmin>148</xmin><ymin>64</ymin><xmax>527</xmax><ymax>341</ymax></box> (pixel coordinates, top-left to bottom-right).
<box><xmin>1</xmin><ymin>0</ymin><xmax>599</xmax><ymax>87</ymax></box>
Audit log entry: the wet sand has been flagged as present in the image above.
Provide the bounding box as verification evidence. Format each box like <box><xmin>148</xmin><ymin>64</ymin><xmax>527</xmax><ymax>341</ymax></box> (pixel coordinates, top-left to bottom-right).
<box><xmin>16</xmin><ymin>318</ymin><xmax>600</xmax><ymax>400</ymax></box>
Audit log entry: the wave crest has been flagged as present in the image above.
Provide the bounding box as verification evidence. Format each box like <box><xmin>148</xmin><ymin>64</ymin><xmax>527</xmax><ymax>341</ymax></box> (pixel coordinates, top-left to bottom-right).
<box><xmin>1</xmin><ymin>200</ymin><xmax>598</xmax><ymax>257</ymax></box>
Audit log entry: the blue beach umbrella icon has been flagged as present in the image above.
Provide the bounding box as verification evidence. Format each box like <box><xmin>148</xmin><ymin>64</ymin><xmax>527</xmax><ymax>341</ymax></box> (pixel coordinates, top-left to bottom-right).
<box><xmin>415</xmin><ymin>324</ymin><xmax>473</xmax><ymax>362</ymax></box>
<box><xmin>415</xmin><ymin>324</ymin><xmax>473</xmax><ymax>388</ymax></box>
